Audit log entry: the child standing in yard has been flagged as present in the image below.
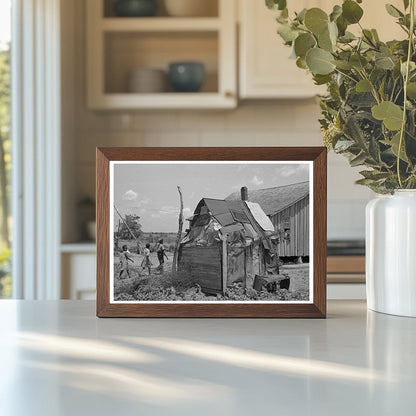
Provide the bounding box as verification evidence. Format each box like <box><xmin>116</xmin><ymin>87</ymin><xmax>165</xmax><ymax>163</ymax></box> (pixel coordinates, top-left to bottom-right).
<box><xmin>141</xmin><ymin>243</ymin><xmax>152</xmax><ymax>275</ymax></box>
<box><xmin>119</xmin><ymin>245</ymin><xmax>134</xmax><ymax>279</ymax></box>
<box><xmin>155</xmin><ymin>238</ymin><xmax>168</xmax><ymax>273</ymax></box>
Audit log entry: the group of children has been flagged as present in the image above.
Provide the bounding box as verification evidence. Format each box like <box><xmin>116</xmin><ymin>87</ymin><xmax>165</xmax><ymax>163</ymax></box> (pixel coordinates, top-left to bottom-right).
<box><xmin>118</xmin><ymin>239</ymin><xmax>169</xmax><ymax>279</ymax></box>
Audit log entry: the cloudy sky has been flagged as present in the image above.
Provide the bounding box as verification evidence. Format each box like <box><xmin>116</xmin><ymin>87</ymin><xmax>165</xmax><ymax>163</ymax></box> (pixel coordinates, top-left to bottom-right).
<box><xmin>113</xmin><ymin>162</ymin><xmax>310</xmax><ymax>232</ymax></box>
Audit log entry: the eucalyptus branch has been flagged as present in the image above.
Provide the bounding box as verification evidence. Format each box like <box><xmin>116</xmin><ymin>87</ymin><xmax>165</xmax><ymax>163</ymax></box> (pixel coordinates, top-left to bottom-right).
<box><xmin>397</xmin><ymin>0</ymin><xmax>415</xmax><ymax>188</ymax></box>
<box><xmin>334</xmin><ymin>68</ymin><xmax>358</xmax><ymax>84</ymax></box>
<box><xmin>359</xmin><ymin>69</ymin><xmax>381</xmax><ymax>104</ymax></box>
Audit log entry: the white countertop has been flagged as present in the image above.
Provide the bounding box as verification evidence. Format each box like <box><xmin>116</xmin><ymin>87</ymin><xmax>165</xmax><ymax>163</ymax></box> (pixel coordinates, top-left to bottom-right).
<box><xmin>0</xmin><ymin>300</ymin><xmax>415</xmax><ymax>415</ymax></box>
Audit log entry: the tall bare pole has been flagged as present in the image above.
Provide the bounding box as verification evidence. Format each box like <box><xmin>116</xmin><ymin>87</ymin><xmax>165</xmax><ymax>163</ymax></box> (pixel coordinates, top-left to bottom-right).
<box><xmin>172</xmin><ymin>186</ymin><xmax>184</xmax><ymax>273</ymax></box>
<box><xmin>114</xmin><ymin>205</ymin><xmax>138</xmax><ymax>241</ymax></box>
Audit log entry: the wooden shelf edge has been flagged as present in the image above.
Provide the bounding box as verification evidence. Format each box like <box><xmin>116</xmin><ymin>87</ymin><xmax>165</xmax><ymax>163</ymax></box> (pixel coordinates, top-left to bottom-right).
<box><xmin>61</xmin><ymin>243</ymin><xmax>96</xmax><ymax>254</ymax></box>
<box><xmin>101</xmin><ymin>17</ymin><xmax>221</xmax><ymax>32</ymax></box>
<box><xmin>88</xmin><ymin>93</ymin><xmax>237</xmax><ymax>110</ymax></box>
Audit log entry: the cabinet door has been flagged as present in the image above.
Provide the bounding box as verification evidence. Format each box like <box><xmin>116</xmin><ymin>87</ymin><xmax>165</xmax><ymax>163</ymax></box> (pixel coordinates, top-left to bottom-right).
<box><xmin>239</xmin><ymin>0</ymin><xmax>404</xmax><ymax>99</ymax></box>
<box><xmin>62</xmin><ymin>253</ymin><xmax>96</xmax><ymax>300</ymax></box>
<box><xmin>239</xmin><ymin>0</ymin><xmax>325</xmax><ymax>99</ymax></box>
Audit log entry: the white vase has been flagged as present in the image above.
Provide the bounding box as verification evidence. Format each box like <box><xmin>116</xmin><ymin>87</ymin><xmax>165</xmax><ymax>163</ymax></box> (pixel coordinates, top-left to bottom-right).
<box><xmin>366</xmin><ymin>190</ymin><xmax>416</xmax><ymax>317</ymax></box>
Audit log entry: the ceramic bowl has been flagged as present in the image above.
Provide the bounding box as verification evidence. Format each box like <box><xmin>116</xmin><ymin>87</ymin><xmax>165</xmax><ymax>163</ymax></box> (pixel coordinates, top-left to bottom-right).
<box><xmin>128</xmin><ymin>68</ymin><xmax>167</xmax><ymax>93</ymax></box>
<box><xmin>168</xmin><ymin>62</ymin><xmax>205</xmax><ymax>92</ymax></box>
<box><xmin>114</xmin><ymin>0</ymin><xmax>158</xmax><ymax>17</ymax></box>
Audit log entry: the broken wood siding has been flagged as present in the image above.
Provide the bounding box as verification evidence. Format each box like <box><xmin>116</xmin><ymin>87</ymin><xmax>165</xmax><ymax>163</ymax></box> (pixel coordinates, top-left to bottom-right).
<box><xmin>179</xmin><ymin>245</ymin><xmax>222</xmax><ymax>294</ymax></box>
<box><xmin>271</xmin><ymin>195</ymin><xmax>309</xmax><ymax>257</ymax></box>
<box><xmin>227</xmin><ymin>244</ymin><xmax>246</xmax><ymax>286</ymax></box>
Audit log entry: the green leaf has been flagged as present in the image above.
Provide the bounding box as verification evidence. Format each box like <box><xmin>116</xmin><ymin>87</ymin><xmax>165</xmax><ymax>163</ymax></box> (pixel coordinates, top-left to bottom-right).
<box><xmin>363</xmin><ymin>29</ymin><xmax>376</xmax><ymax>46</ymax></box>
<box><xmin>350</xmin><ymin>54</ymin><xmax>368</xmax><ymax>70</ymax></box>
<box><xmin>277</xmin><ymin>23</ymin><xmax>298</xmax><ymax>43</ymax></box>
<box><xmin>339</xmin><ymin>31</ymin><xmax>356</xmax><ymax>43</ymax></box>
<box><xmin>313</xmin><ymin>74</ymin><xmax>332</xmax><ymax>85</ymax></box>
<box><xmin>375</xmin><ymin>55</ymin><xmax>395</xmax><ymax>70</ymax></box>
<box><xmin>330</xmin><ymin>5</ymin><xmax>342</xmax><ymax>22</ymax></box>
<box><xmin>318</xmin><ymin>27</ymin><xmax>334</xmax><ymax>52</ymax></box>
<box><xmin>296</xmin><ymin>8</ymin><xmax>307</xmax><ymax>23</ymax></box>
<box><xmin>296</xmin><ymin>57</ymin><xmax>308</xmax><ymax>69</ymax></box>
<box><xmin>294</xmin><ymin>33</ymin><xmax>316</xmax><ymax>58</ymax></box>
<box><xmin>333</xmin><ymin>60</ymin><xmax>353</xmax><ymax>70</ymax></box>
<box><xmin>328</xmin><ymin>21</ymin><xmax>338</xmax><ymax>44</ymax></box>
<box><xmin>306</xmin><ymin>48</ymin><xmax>335</xmax><ymax>75</ymax></box>
<box><xmin>304</xmin><ymin>8</ymin><xmax>329</xmax><ymax>35</ymax></box>
<box><xmin>401</xmin><ymin>61</ymin><xmax>416</xmax><ymax>76</ymax></box>
<box><xmin>350</xmin><ymin>151</ymin><xmax>367</xmax><ymax>167</ymax></box>
<box><xmin>371</xmin><ymin>29</ymin><xmax>380</xmax><ymax>42</ymax></box>
<box><xmin>356</xmin><ymin>79</ymin><xmax>372</xmax><ymax>92</ymax></box>
<box><xmin>355</xmin><ymin>178</ymin><xmax>378</xmax><ymax>186</ymax></box>
<box><xmin>372</xmin><ymin>101</ymin><xmax>404</xmax><ymax>131</ymax></box>
<box><xmin>344</xmin><ymin>114</ymin><xmax>367</xmax><ymax>147</ymax></box>
<box><xmin>342</xmin><ymin>0</ymin><xmax>364</xmax><ymax>24</ymax></box>
<box><xmin>360</xmin><ymin>170</ymin><xmax>391</xmax><ymax>181</ymax></box>
<box><xmin>407</xmin><ymin>82</ymin><xmax>416</xmax><ymax>99</ymax></box>
<box><xmin>334</xmin><ymin>139</ymin><xmax>355</xmax><ymax>152</ymax></box>
<box><xmin>383</xmin><ymin>132</ymin><xmax>409</xmax><ymax>162</ymax></box>
<box><xmin>266</xmin><ymin>0</ymin><xmax>287</xmax><ymax>11</ymax></box>
<box><xmin>385</xmin><ymin>4</ymin><xmax>404</xmax><ymax>18</ymax></box>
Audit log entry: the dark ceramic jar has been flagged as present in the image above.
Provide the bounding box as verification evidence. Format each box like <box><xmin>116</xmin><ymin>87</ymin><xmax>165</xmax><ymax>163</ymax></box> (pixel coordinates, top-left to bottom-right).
<box><xmin>168</xmin><ymin>62</ymin><xmax>205</xmax><ymax>92</ymax></box>
<box><xmin>114</xmin><ymin>0</ymin><xmax>157</xmax><ymax>17</ymax></box>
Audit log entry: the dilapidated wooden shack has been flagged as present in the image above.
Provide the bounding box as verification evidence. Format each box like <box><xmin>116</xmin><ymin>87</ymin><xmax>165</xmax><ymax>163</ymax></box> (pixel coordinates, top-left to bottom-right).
<box><xmin>226</xmin><ymin>182</ymin><xmax>309</xmax><ymax>259</ymax></box>
<box><xmin>178</xmin><ymin>195</ymin><xmax>279</xmax><ymax>295</ymax></box>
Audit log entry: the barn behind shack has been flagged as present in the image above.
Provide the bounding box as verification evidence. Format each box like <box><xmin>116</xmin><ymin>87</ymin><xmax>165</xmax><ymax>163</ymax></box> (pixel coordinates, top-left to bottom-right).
<box><xmin>226</xmin><ymin>181</ymin><xmax>309</xmax><ymax>260</ymax></box>
<box><xmin>178</xmin><ymin>189</ymin><xmax>279</xmax><ymax>295</ymax></box>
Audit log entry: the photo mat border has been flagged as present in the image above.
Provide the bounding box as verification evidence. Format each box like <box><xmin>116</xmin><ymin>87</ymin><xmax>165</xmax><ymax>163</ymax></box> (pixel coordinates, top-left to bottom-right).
<box><xmin>97</xmin><ymin>147</ymin><xmax>327</xmax><ymax>318</ymax></box>
<box><xmin>109</xmin><ymin>160</ymin><xmax>314</xmax><ymax>305</ymax></box>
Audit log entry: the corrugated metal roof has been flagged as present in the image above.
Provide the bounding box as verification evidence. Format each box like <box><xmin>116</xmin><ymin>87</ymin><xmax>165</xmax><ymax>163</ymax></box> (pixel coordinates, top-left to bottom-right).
<box><xmin>203</xmin><ymin>198</ymin><xmax>248</xmax><ymax>227</ymax></box>
<box><xmin>225</xmin><ymin>181</ymin><xmax>309</xmax><ymax>215</ymax></box>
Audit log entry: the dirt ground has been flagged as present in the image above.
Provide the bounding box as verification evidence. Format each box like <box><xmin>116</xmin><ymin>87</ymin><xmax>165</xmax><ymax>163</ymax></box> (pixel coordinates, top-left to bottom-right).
<box><xmin>114</xmin><ymin>249</ymin><xmax>310</xmax><ymax>302</ymax></box>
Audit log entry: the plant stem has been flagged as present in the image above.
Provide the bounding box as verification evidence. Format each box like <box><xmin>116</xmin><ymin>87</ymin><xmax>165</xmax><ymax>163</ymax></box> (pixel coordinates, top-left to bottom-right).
<box><xmin>397</xmin><ymin>0</ymin><xmax>415</xmax><ymax>188</ymax></box>
<box><xmin>334</xmin><ymin>68</ymin><xmax>358</xmax><ymax>84</ymax></box>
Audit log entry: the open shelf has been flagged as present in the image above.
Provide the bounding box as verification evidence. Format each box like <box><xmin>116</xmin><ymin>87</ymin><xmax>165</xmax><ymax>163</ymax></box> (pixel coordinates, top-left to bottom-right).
<box><xmin>104</xmin><ymin>31</ymin><xmax>218</xmax><ymax>94</ymax></box>
<box><xmin>87</xmin><ymin>0</ymin><xmax>236</xmax><ymax>109</ymax></box>
<box><xmin>103</xmin><ymin>0</ymin><xmax>219</xmax><ymax>18</ymax></box>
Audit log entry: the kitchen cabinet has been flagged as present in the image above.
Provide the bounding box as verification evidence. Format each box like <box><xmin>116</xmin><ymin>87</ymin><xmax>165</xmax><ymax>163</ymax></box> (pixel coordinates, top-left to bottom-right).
<box><xmin>238</xmin><ymin>0</ymin><xmax>404</xmax><ymax>99</ymax></box>
<box><xmin>86</xmin><ymin>0</ymin><xmax>237</xmax><ymax>109</ymax></box>
<box><xmin>61</xmin><ymin>245</ymin><xmax>96</xmax><ymax>300</ymax></box>
<box><xmin>238</xmin><ymin>0</ymin><xmax>325</xmax><ymax>99</ymax></box>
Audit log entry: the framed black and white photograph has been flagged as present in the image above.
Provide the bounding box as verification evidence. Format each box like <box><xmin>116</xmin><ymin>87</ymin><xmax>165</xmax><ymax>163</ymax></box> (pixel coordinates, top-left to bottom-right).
<box><xmin>96</xmin><ymin>147</ymin><xmax>327</xmax><ymax>317</ymax></box>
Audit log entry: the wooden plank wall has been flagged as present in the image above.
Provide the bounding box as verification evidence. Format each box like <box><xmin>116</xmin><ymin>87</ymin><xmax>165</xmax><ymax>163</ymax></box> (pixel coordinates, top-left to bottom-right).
<box><xmin>180</xmin><ymin>245</ymin><xmax>222</xmax><ymax>293</ymax></box>
<box><xmin>271</xmin><ymin>196</ymin><xmax>309</xmax><ymax>257</ymax></box>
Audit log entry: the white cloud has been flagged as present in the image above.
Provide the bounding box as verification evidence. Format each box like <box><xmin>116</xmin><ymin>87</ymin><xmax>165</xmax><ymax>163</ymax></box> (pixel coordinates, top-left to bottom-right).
<box><xmin>251</xmin><ymin>175</ymin><xmax>264</xmax><ymax>186</ymax></box>
<box><xmin>280</xmin><ymin>166</ymin><xmax>297</xmax><ymax>177</ymax></box>
<box><xmin>183</xmin><ymin>207</ymin><xmax>192</xmax><ymax>215</ymax></box>
<box><xmin>122</xmin><ymin>190</ymin><xmax>138</xmax><ymax>201</ymax></box>
<box><xmin>138</xmin><ymin>196</ymin><xmax>151</xmax><ymax>206</ymax></box>
<box><xmin>160</xmin><ymin>206</ymin><xmax>178</xmax><ymax>215</ymax></box>
<box><xmin>279</xmin><ymin>164</ymin><xmax>310</xmax><ymax>178</ymax></box>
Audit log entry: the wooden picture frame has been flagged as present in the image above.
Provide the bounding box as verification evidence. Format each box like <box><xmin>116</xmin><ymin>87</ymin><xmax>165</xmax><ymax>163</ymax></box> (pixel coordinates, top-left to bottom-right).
<box><xmin>96</xmin><ymin>147</ymin><xmax>327</xmax><ymax>318</ymax></box>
